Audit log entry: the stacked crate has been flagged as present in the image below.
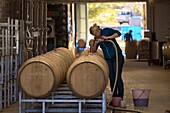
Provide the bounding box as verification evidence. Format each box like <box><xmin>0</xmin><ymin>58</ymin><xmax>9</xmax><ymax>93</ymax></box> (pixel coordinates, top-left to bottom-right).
<box><xmin>138</xmin><ymin>38</ymin><xmax>149</xmax><ymax>60</ymax></box>
<box><xmin>0</xmin><ymin>17</ymin><xmax>19</xmax><ymax>111</ymax></box>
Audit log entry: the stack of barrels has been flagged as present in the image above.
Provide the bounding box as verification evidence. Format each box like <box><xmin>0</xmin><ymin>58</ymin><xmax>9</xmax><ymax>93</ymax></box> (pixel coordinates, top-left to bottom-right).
<box><xmin>18</xmin><ymin>47</ymin><xmax>109</xmax><ymax>99</ymax></box>
<box><xmin>18</xmin><ymin>47</ymin><xmax>75</xmax><ymax>98</ymax></box>
<box><xmin>138</xmin><ymin>38</ymin><xmax>149</xmax><ymax>59</ymax></box>
<box><xmin>125</xmin><ymin>40</ymin><xmax>138</xmax><ymax>59</ymax></box>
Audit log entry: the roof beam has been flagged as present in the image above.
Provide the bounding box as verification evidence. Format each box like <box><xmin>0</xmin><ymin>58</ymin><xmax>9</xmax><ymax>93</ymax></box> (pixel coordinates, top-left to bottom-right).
<box><xmin>47</xmin><ymin>0</ymin><xmax>147</xmax><ymax>3</ymax></box>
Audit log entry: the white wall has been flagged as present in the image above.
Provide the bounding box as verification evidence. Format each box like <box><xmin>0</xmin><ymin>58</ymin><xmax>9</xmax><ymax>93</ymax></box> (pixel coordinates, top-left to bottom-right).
<box><xmin>153</xmin><ymin>2</ymin><xmax>170</xmax><ymax>41</ymax></box>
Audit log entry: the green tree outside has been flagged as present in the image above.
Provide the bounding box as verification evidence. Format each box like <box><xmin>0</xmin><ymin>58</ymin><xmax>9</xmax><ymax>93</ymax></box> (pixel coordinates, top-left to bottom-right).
<box><xmin>88</xmin><ymin>2</ymin><xmax>144</xmax><ymax>25</ymax></box>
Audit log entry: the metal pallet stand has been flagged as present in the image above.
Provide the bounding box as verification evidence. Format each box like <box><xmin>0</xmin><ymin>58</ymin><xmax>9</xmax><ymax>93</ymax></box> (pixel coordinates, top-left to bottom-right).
<box><xmin>19</xmin><ymin>83</ymin><xmax>106</xmax><ymax>113</ymax></box>
<box><xmin>0</xmin><ymin>17</ymin><xmax>19</xmax><ymax>111</ymax></box>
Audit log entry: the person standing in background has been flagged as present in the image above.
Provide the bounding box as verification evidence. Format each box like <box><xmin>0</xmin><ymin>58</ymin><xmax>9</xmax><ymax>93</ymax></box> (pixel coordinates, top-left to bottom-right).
<box><xmin>124</xmin><ymin>30</ymin><xmax>133</xmax><ymax>41</ymax></box>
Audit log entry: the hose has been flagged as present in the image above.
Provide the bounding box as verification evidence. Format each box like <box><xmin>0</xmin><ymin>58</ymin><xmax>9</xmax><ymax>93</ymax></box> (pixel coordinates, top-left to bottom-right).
<box><xmin>105</xmin><ymin>40</ymin><xmax>119</xmax><ymax>99</ymax></box>
<box><xmin>90</xmin><ymin>39</ymin><xmax>119</xmax><ymax>98</ymax></box>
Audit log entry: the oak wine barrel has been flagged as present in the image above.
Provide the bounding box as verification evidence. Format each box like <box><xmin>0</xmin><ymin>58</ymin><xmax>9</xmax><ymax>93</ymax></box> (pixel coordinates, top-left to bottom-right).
<box><xmin>67</xmin><ymin>54</ymin><xmax>109</xmax><ymax>99</ymax></box>
<box><xmin>80</xmin><ymin>48</ymin><xmax>104</xmax><ymax>58</ymax></box>
<box><xmin>54</xmin><ymin>47</ymin><xmax>75</xmax><ymax>65</ymax></box>
<box><xmin>18</xmin><ymin>47</ymin><xmax>74</xmax><ymax>98</ymax></box>
<box><xmin>125</xmin><ymin>40</ymin><xmax>138</xmax><ymax>59</ymax></box>
<box><xmin>78</xmin><ymin>39</ymin><xmax>86</xmax><ymax>48</ymax></box>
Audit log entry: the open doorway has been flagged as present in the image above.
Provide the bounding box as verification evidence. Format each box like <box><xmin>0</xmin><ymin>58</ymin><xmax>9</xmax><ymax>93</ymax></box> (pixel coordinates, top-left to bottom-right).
<box><xmin>87</xmin><ymin>2</ymin><xmax>147</xmax><ymax>58</ymax></box>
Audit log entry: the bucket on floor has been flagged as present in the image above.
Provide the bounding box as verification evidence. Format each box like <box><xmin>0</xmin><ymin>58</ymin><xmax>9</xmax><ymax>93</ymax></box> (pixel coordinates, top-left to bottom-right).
<box><xmin>132</xmin><ymin>89</ymin><xmax>151</xmax><ymax>106</ymax></box>
<box><xmin>112</xmin><ymin>97</ymin><xmax>121</xmax><ymax>107</ymax></box>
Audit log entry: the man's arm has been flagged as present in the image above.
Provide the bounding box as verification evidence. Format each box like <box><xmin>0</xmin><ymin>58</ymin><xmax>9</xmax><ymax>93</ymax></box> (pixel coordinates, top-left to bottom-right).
<box><xmin>92</xmin><ymin>40</ymin><xmax>100</xmax><ymax>52</ymax></box>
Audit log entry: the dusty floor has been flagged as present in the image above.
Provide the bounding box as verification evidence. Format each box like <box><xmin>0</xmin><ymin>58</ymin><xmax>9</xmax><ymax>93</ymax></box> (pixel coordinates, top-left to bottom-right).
<box><xmin>1</xmin><ymin>59</ymin><xmax>170</xmax><ymax>113</ymax></box>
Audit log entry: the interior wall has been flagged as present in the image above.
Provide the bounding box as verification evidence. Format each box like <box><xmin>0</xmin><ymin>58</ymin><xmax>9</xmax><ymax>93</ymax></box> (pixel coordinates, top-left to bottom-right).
<box><xmin>154</xmin><ymin>2</ymin><xmax>170</xmax><ymax>42</ymax></box>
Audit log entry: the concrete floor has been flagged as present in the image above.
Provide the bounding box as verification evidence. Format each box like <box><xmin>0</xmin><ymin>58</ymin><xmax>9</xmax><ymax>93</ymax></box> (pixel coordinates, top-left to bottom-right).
<box><xmin>124</xmin><ymin>60</ymin><xmax>170</xmax><ymax>113</ymax></box>
<box><xmin>1</xmin><ymin>59</ymin><xmax>170</xmax><ymax>113</ymax></box>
